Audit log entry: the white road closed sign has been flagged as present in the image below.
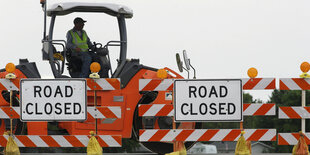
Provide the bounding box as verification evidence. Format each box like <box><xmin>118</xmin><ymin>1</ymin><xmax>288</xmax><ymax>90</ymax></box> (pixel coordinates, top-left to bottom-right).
<box><xmin>174</xmin><ymin>79</ymin><xmax>242</xmax><ymax>122</ymax></box>
<box><xmin>20</xmin><ymin>79</ymin><xmax>87</xmax><ymax>121</ymax></box>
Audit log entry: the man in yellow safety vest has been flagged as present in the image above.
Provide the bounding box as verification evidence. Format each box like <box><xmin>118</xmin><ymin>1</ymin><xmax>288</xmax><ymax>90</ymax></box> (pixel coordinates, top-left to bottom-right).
<box><xmin>66</xmin><ymin>17</ymin><xmax>93</xmax><ymax>78</ymax></box>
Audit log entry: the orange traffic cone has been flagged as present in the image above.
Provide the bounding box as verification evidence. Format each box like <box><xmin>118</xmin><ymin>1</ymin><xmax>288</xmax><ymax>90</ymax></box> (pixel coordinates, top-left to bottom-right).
<box><xmin>292</xmin><ymin>131</ymin><xmax>309</xmax><ymax>155</ymax></box>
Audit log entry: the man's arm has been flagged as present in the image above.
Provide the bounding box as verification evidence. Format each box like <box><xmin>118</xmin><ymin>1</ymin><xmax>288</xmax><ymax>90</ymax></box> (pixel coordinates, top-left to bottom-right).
<box><xmin>85</xmin><ymin>31</ymin><xmax>93</xmax><ymax>48</ymax></box>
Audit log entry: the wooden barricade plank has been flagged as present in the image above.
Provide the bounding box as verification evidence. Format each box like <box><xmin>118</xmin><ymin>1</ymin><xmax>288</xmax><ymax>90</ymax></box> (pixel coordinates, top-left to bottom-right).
<box><xmin>0</xmin><ymin>78</ymin><xmax>121</xmax><ymax>91</ymax></box>
<box><xmin>0</xmin><ymin>135</ymin><xmax>122</xmax><ymax>147</ymax></box>
<box><xmin>278</xmin><ymin>133</ymin><xmax>310</xmax><ymax>145</ymax></box>
<box><xmin>139</xmin><ymin>78</ymin><xmax>276</xmax><ymax>91</ymax></box>
<box><xmin>139</xmin><ymin>103</ymin><xmax>276</xmax><ymax>116</ymax></box>
<box><xmin>139</xmin><ymin>129</ymin><xmax>276</xmax><ymax>142</ymax></box>
<box><xmin>279</xmin><ymin>107</ymin><xmax>310</xmax><ymax>119</ymax></box>
<box><xmin>279</xmin><ymin>78</ymin><xmax>310</xmax><ymax>90</ymax></box>
<box><xmin>0</xmin><ymin>106</ymin><xmax>121</xmax><ymax>120</ymax></box>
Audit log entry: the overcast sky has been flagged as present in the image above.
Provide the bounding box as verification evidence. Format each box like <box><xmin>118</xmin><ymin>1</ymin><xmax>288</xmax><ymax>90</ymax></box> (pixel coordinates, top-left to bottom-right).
<box><xmin>1</xmin><ymin>0</ymin><xmax>310</xmax><ymax>102</ymax></box>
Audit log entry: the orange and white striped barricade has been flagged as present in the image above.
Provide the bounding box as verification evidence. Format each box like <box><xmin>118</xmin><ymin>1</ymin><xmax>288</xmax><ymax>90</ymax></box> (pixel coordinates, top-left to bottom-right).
<box><xmin>278</xmin><ymin>78</ymin><xmax>310</xmax><ymax>145</ymax></box>
<box><xmin>0</xmin><ymin>135</ymin><xmax>122</xmax><ymax>147</ymax></box>
<box><xmin>0</xmin><ymin>79</ymin><xmax>20</xmax><ymax>91</ymax></box>
<box><xmin>139</xmin><ymin>129</ymin><xmax>276</xmax><ymax>142</ymax></box>
<box><xmin>0</xmin><ymin>106</ymin><xmax>121</xmax><ymax>120</ymax></box>
<box><xmin>139</xmin><ymin>103</ymin><xmax>276</xmax><ymax>117</ymax></box>
<box><xmin>0</xmin><ymin>106</ymin><xmax>122</xmax><ymax>147</ymax></box>
<box><xmin>241</xmin><ymin>78</ymin><xmax>276</xmax><ymax>142</ymax></box>
<box><xmin>0</xmin><ymin>78</ymin><xmax>121</xmax><ymax>91</ymax></box>
<box><xmin>279</xmin><ymin>107</ymin><xmax>310</xmax><ymax>119</ymax></box>
<box><xmin>88</xmin><ymin>106</ymin><xmax>122</xmax><ymax>124</ymax></box>
<box><xmin>86</xmin><ymin>78</ymin><xmax>122</xmax><ymax>123</ymax></box>
<box><xmin>86</xmin><ymin>78</ymin><xmax>121</xmax><ymax>90</ymax></box>
<box><xmin>243</xmin><ymin>103</ymin><xmax>276</xmax><ymax>116</ymax></box>
<box><xmin>0</xmin><ymin>78</ymin><xmax>122</xmax><ymax>121</ymax></box>
<box><xmin>278</xmin><ymin>133</ymin><xmax>310</xmax><ymax>145</ymax></box>
<box><xmin>139</xmin><ymin>78</ymin><xmax>276</xmax><ymax>91</ymax></box>
<box><xmin>0</xmin><ymin>78</ymin><xmax>123</xmax><ymax>147</ymax></box>
<box><xmin>139</xmin><ymin>104</ymin><xmax>173</xmax><ymax>117</ymax></box>
<box><xmin>138</xmin><ymin>78</ymin><xmax>276</xmax><ymax>145</ymax></box>
<box><xmin>279</xmin><ymin>78</ymin><xmax>310</xmax><ymax>90</ymax></box>
<box><xmin>241</xmin><ymin>78</ymin><xmax>276</xmax><ymax>90</ymax></box>
<box><xmin>0</xmin><ymin>107</ymin><xmax>20</xmax><ymax>119</ymax></box>
<box><xmin>139</xmin><ymin>79</ymin><xmax>174</xmax><ymax>91</ymax></box>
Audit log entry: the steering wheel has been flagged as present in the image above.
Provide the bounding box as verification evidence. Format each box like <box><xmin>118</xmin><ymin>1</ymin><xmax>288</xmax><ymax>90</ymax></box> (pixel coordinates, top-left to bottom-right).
<box><xmin>90</xmin><ymin>42</ymin><xmax>103</xmax><ymax>53</ymax></box>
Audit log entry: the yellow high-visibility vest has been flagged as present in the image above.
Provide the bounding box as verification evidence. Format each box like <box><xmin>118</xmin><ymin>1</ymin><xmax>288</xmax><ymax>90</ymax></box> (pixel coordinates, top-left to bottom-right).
<box><xmin>70</xmin><ymin>30</ymin><xmax>89</xmax><ymax>52</ymax></box>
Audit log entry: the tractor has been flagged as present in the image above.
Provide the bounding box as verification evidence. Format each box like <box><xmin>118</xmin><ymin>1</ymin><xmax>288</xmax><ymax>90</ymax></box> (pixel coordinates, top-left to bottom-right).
<box><xmin>0</xmin><ymin>1</ymin><xmax>200</xmax><ymax>154</ymax></box>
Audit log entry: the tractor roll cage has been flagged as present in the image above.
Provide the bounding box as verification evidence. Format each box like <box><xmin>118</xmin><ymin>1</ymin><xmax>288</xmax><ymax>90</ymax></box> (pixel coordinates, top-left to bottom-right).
<box><xmin>43</xmin><ymin>2</ymin><xmax>133</xmax><ymax>78</ymax></box>
<box><xmin>46</xmin><ymin>2</ymin><xmax>133</xmax><ymax>18</ymax></box>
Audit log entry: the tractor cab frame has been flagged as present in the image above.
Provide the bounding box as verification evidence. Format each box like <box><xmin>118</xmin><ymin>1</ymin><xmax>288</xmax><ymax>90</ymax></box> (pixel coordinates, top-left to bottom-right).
<box><xmin>37</xmin><ymin>2</ymin><xmax>197</xmax><ymax>154</ymax></box>
<box><xmin>41</xmin><ymin>2</ymin><xmax>133</xmax><ymax>78</ymax></box>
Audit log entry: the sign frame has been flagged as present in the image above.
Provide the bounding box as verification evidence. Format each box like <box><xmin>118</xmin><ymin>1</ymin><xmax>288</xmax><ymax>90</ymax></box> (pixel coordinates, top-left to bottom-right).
<box><xmin>173</xmin><ymin>79</ymin><xmax>243</xmax><ymax>122</ymax></box>
<box><xmin>20</xmin><ymin>78</ymin><xmax>87</xmax><ymax>122</ymax></box>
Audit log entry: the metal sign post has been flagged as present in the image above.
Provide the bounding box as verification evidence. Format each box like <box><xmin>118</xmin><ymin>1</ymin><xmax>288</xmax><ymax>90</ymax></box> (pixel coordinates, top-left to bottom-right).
<box><xmin>9</xmin><ymin>91</ymin><xmax>13</xmax><ymax>134</ymax></box>
<box><xmin>302</xmin><ymin>90</ymin><xmax>306</xmax><ymax>133</ymax></box>
<box><xmin>94</xmin><ymin>90</ymin><xmax>98</xmax><ymax>135</ymax></box>
<box><xmin>240</xmin><ymin>67</ymin><xmax>259</xmax><ymax>130</ymax></box>
<box><xmin>299</xmin><ymin>62</ymin><xmax>310</xmax><ymax>133</ymax></box>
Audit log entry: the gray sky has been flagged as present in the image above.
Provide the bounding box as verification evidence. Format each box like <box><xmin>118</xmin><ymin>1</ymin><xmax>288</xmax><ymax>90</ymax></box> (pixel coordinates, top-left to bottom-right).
<box><xmin>1</xmin><ymin>0</ymin><xmax>310</xmax><ymax>102</ymax></box>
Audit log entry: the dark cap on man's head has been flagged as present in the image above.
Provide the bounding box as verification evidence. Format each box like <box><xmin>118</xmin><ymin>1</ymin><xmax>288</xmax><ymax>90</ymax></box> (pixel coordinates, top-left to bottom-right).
<box><xmin>74</xmin><ymin>17</ymin><xmax>87</xmax><ymax>24</ymax></box>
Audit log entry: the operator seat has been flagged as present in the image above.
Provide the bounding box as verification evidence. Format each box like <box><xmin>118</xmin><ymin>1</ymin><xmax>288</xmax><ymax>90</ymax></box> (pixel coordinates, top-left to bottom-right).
<box><xmin>65</xmin><ymin>49</ymin><xmax>82</xmax><ymax>78</ymax></box>
<box><xmin>66</xmin><ymin>47</ymin><xmax>111</xmax><ymax>78</ymax></box>
<box><xmin>94</xmin><ymin>47</ymin><xmax>110</xmax><ymax>78</ymax></box>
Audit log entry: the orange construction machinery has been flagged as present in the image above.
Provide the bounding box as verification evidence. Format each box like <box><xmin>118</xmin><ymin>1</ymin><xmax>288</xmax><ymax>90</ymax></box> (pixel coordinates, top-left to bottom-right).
<box><xmin>0</xmin><ymin>1</ymin><xmax>199</xmax><ymax>154</ymax></box>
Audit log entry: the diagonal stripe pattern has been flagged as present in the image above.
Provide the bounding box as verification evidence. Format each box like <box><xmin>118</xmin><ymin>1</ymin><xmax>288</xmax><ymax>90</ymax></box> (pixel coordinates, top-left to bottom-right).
<box><xmin>139</xmin><ymin>79</ymin><xmax>174</xmax><ymax>91</ymax></box>
<box><xmin>139</xmin><ymin>129</ymin><xmax>276</xmax><ymax>142</ymax></box>
<box><xmin>279</xmin><ymin>78</ymin><xmax>310</xmax><ymax>90</ymax></box>
<box><xmin>0</xmin><ymin>135</ymin><xmax>122</xmax><ymax>147</ymax></box>
<box><xmin>278</xmin><ymin>107</ymin><xmax>310</xmax><ymax>119</ymax></box>
<box><xmin>0</xmin><ymin>79</ymin><xmax>20</xmax><ymax>90</ymax></box>
<box><xmin>139</xmin><ymin>104</ymin><xmax>173</xmax><ymax>116</ymax></box>
<box><xmin>88</xmin><ymin>106</ymin><xmax>121</xmax><ymax>119</ymax></box>
<box><xmin>86</xmin><ymin>78</ymin><xmax>120</xmax><ymax>90</ymax></box>
<box><xmin>139</xmin><ymin>104</ymin><xmax>275</xmax><ymax>116</ymax></box>
<box><xmin>0</xmin><ymin>107</ymin><xmax>20</xmax><ymax>118</ymax></box>
<box><xmin>278</xmin><ymin>133</ymin><xmax>310</xmax><ymax>145</ymax></box>
<box><xmin>0</xmin><ymin>106</ymin><xmax>121</xmax><ymax>119</ymax></box>
<box><xmin>242</xmin><ymin>78</ymin><xmax>276</xmax><ymax>90</ymax></box>
<box><xmin>0</xmin><ymin>78</ymin><xmax>121</xmax><ymax>91</ymax></box>
<box><xmin>243</xmin><ymin>103</ymin><xmax>276</xmax><ymax>116</ymax></box>
<box><xmin>139</xmin><ymin>78</ymin><xmax>275</xmax><ymax>91</ymax></box>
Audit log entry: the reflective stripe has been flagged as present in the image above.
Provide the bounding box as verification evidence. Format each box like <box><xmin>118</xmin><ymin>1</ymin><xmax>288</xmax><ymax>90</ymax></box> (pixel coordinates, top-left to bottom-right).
<box><xmin>70</xmin><ymin>30</ymin><xmax>89</xmax><ymax>52</ymax></box>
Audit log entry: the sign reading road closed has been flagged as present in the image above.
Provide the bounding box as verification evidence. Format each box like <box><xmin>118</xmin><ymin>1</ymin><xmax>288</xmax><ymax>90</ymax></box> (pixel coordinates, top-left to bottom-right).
<box><xmin>174</xmin><ymin>79</ymin><xmax>242</xmax><ymax>122</ymax></box>
<box><xmin>20</xmin><ymin>79</ymin><xmax>87</xmax><ymax>121</ymax></box>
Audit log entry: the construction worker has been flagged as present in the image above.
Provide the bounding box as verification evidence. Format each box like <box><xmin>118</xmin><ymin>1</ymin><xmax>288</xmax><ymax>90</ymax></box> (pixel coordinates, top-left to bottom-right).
<box><xmin>66</xmin><ymin>17</ymin><xmax>93</xmax><ymax>78</ymax></box>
